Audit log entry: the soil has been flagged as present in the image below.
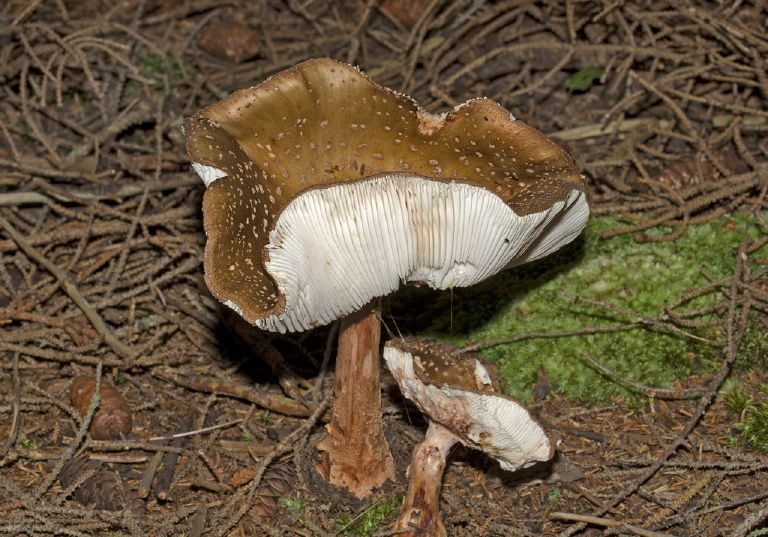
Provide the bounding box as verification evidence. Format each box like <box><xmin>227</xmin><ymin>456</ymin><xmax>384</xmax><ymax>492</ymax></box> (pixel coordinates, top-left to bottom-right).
<box><xmin>0</xmin><ymin>1</ymin><xmax>767</xmax><ymax>536</ymax></box>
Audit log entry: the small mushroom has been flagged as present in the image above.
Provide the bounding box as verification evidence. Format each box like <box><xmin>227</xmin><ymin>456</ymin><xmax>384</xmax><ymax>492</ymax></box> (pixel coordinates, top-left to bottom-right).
<box><xmin>383</xmin><ymin>339</ymin><xmax>552</xmax><ymax>537</ymax></box>
<box><xmin>183</xmin><ymin>58</ymin><xmax>587</xmax><ymax>497</ymax></box>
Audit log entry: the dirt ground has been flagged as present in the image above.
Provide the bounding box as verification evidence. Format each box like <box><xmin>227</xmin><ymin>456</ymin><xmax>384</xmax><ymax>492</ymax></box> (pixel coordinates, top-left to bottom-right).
<box><xmin>1</xmin><ymin>0</ymin><xmax>767</xmax><ymax>536</ymax></box>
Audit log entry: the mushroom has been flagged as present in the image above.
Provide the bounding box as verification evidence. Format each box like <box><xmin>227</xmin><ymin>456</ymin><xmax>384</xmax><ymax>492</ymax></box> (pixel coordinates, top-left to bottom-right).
<box><xmin>383</xmin><ymin>339</ymin><xmax>553</xmax><ymax>537</ymax></box>
<box><xmin>183</xmin><ymin>57</ymin><xmax>588</xmax><ymax>497</ymax></box>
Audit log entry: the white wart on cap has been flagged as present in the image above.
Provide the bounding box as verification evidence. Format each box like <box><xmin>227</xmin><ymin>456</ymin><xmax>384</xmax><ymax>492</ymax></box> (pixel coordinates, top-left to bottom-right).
<box><xmin>184</xmin><ymin>58</ymin><xmax>589</xmax><ymax>333</ymax></box>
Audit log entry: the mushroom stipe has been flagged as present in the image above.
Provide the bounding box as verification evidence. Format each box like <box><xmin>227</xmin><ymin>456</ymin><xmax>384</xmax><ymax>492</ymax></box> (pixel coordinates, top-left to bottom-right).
<box><xmin>383</xmin><ymin>339</ymin><xmax>553</xmax><ymax>537</ymax></box>
<box><xmin>184</xmin><ymin>57</ymin><xmax>588</xmax><ymax>498</ymax></box>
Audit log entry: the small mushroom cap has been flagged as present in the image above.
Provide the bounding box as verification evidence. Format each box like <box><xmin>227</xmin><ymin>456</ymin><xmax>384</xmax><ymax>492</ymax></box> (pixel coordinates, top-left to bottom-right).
<box><xmin>401</xmin><ymin>337</ymin><xmax>494</xmax><ymax>391</ymax></box>
<box><xmin>184</xmin><ymin>58</ymin><xmax>589</xmax><ymax>332</ymax></box>
<box><xmin>384</xmin><ymin>340</ymin><xmax>553</xmax><ymax>472</ymax></box>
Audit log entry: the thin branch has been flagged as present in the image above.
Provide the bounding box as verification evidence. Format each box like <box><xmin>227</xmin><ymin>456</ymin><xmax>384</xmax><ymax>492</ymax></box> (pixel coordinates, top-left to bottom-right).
<box><xmin>581</xmin><ymin>352</ymin><xmax>700</xmax><ymax>400</ymax></box>
<box><xmin>551</xmin><ymin>512</ymin><xmax>679</xmax><ymax>537</ymax></box>
<box><xmin>559</xmin><ymin>293</ymin><xmax>723</xmax><ymax>345</ymax></box>
<box><xmin>457</xmin><ymin>323</ymin><xmax>645</xmax><ymax>354</ymax></box>
<box><xmin>0</xmin><ymin>214</ymin><xmax>138</xmax><ymax>362</ymax></box>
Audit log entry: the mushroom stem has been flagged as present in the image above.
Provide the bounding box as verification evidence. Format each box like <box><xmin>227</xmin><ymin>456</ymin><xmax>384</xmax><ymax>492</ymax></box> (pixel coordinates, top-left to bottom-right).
<box><xmin>315</xmin><ymin>299</ymin><xmax>394</xmax><ymax>497</ymax></box>
<box><xmin>395</xmin><ymin>422</ymin><xmax>458</xmax><ymax>537</ymax></box>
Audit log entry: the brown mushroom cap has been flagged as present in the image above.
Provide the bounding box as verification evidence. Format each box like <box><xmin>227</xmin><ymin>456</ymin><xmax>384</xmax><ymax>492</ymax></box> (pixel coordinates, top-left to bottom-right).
<box><xmin>384</xmin><ymin>340</ymin><xmax>553</xmax><ymax>471</ymax></box>
<box><xmin>184</xmin><ymin>58</ymin><xmax>589</xmax><ymax>332</ymax></box>
<box><xmin>401</xmin><ymin>337</ymin><xmax>494</xmax><ymax>391</ymax></box>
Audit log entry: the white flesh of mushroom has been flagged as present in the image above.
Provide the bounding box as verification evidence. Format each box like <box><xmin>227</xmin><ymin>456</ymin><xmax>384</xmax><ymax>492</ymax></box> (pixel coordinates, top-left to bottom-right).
<box><xmin>192</xmin><ymin>162</ymin><xmax>227</xmax><ymax>187</ymax></box>
<box><xmin>255</xmin><ymin>173</ymin><xmax>588</xmax><ymax>332</ymax></box>
<box><xmin>473</xmin><ymin>360</ymin><xmax>493</xmax><ymax>388</ymax></box>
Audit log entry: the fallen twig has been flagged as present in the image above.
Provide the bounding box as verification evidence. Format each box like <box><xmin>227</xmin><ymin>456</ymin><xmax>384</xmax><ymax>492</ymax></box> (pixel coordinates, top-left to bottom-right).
<box><xmin>153</xmin><ymin>365</ymin><xmax>315</xmax><ymax>417</ymax></box>
<box><xmin>581</xmin><ymin>352</ymin><xmax>700</xmax><ymax>400</ymax></box>
<box><xmin>0</xmin><ymin>215</ymin><xmax>139</xmax><ymax>362</ymax></box>
<box><xmin>151</xmin><ymin>407</ymin><xmax>197</xmax><ymax>502</ymax></box>
<box><xmin>456</xmin><ymin>323</ymin><xmax>645</xmax><ymax>354</ymax></box>
<box><xmin>551</xmin><ymin>512</ymin><xmax>679</xmax><ymax>537</ymax></box>
<box><xmin>560</xmin><ymin>293</ymin><xmax>722</xmax><ymax>345</ymax></box>
<box><xmin>0</xmin><ymin>353</ymin><xmax>21</xmax><ymax>458</ymax></box>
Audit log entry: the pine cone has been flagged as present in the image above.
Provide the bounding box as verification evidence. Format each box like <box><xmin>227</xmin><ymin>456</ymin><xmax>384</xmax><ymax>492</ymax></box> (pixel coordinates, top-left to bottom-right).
<box><xmin>380</xmin><ymin>0</ymin><xmax>433</xmax><ymax>27</ymax></box>
<box><xmin>249</xmin><ymin>463</ymin><xmax>296</xmax><ymax>521</ymax></box>
<box><xmin>59</xmin><ymin>455</ymin><xmax>144</xmax><ymax>515</ymax></box>
<box><xmin>70</xmin><ymin>376</ymin><xmax>132</xmax><ymax>440</ymax></box>
<box><xmin>198</xmin><ymin>22</ymin><xmax>261</xmax><ymax>63</ymax></box>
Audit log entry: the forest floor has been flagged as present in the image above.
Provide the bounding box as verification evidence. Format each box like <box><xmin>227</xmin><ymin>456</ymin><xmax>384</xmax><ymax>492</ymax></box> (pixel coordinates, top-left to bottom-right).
<box><xmin>0</xmin><ymin>1</ymin><xmax>767</xmax><ymax>536</ymax></box>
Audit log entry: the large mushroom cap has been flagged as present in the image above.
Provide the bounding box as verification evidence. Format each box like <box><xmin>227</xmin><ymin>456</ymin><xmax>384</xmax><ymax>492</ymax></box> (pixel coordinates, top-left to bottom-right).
<box><xmin>383</xmin><ymin>340</ymin><xmax>553</xmax><ymax>471</ymax></box>
<box><xmin>184</xmin><ymin>58</ymin><xmax>589</xmax><ymax>333</ymax></box>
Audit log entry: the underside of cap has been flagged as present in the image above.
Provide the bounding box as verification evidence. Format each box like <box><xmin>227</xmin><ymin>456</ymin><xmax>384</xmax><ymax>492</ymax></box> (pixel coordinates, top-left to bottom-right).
<box><xmin>383</xmin><ymin>341</ymin><xmax>553</xmax><ymax>471</ymax></box>
<box><xmin>254</xmin><ymin>173</ymin><xmax>587</xmax><ymax>332</ymax></box>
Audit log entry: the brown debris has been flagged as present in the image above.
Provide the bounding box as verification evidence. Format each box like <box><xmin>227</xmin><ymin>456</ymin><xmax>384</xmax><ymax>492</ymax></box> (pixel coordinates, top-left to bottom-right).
<box><xmin>59</xmin><ymin>455</ymin><xmax>144</xmax><ymax>515</ymax></box>
<box><xmin>198</xmin><ymin>22</ymin><xmax>261</xmax><ymax>63</ymax></box>
<box><xmin>69</xmin><ymin>376</ymin><xmax>132</xmax><ymax>441</ymax></box>
<box><xmin>380</xmin><ymin>0</ymin><xmax>434</xmax><ymax>28</ymax></box>
<box><xmin>654</xmin><ymin>150</ymin><xmax>747</xmax><ymax>190</ymax></box>
<box><xmin>229</xmin><ymin>467</ymin><xmax>257</xmax><ymax>488</ymax></box>
<box><xmin>248</xmin><ymin>463</ymin><xmax>297</xmax><ymax>522</ymax></box>
<box><xmin>534</xmin><ymin>365</ymin><xmax>553</xmax><ymax>401</ymax></box>
<box><xmin>0</xmin><ymin>0</ymin><xmax>766</xmax><ymax>536</ymax></box>
<box><xmin>153</xmin><ymin>407</ymin><xmax>197</xmax><ymax>502</ymax></box>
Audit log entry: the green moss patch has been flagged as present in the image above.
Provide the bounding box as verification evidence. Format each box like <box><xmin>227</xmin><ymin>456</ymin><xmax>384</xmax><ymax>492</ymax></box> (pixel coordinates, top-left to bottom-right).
<box><xmin>413</xmin><ymin>213</ymin><xmax>767</xmax><ymax>403</ymax></box>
